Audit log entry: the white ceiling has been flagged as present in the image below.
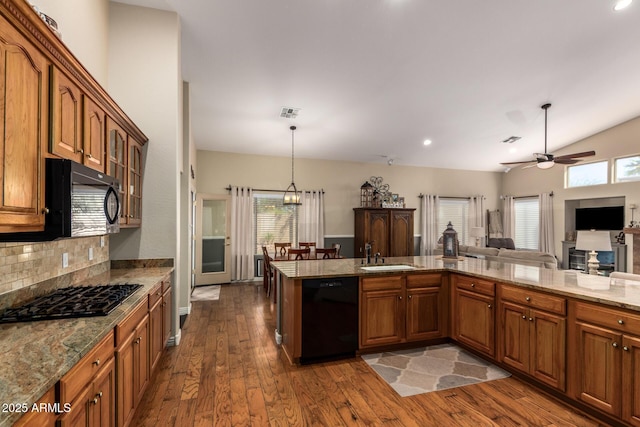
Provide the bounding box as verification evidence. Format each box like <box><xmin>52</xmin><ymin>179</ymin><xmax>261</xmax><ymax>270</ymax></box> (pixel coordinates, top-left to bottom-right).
<box><xmin>114</xmin><ymin>0</ymin><xmax>640</xmax><ymax>172</ymax></box>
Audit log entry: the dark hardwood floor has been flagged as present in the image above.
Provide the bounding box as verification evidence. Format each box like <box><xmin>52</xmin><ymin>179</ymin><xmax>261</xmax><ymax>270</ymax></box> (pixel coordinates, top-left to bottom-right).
<box><xmin>131</xmin><ymin>282</ymin><xmax>607</xmax><ymax>426</ymax></box>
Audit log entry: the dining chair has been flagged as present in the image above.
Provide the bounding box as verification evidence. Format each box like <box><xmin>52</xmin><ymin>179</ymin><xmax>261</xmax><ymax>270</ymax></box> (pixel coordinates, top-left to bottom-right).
<box><xmin>331</xmin><ymin>243</ymin><xmax>341</xmax><ymax>257</ymax></box>
<box><xmin>299</xmin><ymin>242</ymin><xmax>316</xmax><ymax>248</ymax></box>
<box><xmin>288</xmin><ymin>247</ymin><xmax>310</xmax><ymax>260</ymax></box>
<box><xmin>316</xmin><ymin>247</ymin><xmax>337</xmax><ymax>259</ymax></box>
<box><xmin>261</xmin><ymin>246</ymin><xmax>274</xmax><ymax>296</ymax></box>
<box><xmin>274</xmin><ymin>242</ymin><xmax>291</xmax><ymax>258</ymax></box>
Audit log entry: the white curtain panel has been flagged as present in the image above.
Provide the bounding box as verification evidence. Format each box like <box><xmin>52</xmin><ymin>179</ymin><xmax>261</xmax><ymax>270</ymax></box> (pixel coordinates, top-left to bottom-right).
<box><xmin>469</xmin><ymin>195</ymin><xmax>485</xmax><ymax>246</ymax></box>
<box><xmin>539</xmin><ymin>192</ymin><xmax>555</xmax><ymax>256</ymax></box>
<box><xmin>502</xmin><ymin>196</ymin><xmax>515</xmax><ymax>239</ymax></box>
<box><xmin>419</xmin><ymin>194</ymin><xmax>439</xmax><ymax>255</ymax></box>
<box><xmin>299</xmin><ymin>190</ymin><xmax>325</xmax><ymax>247</ymax></box>
<box><xmin>230</xmin><ymin>186</ymin><xmax>254</xmax><ymax>281</ymax></box>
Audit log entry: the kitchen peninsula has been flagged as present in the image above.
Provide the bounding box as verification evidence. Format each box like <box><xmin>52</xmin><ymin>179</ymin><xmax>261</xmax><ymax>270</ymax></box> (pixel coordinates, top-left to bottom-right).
<box><xmin>273</xmin><ymin>256</ymin><xmax>640</xmax><ymax>427</ymax></box>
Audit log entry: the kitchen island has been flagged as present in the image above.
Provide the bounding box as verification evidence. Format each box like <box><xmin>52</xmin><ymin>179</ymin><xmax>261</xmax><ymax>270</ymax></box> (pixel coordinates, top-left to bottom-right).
<box><xmin>272</xmin><ymin>255</ymin><xmax>640</xmax><ymax>427</ymax></box>
<box><xmin>0</xmin><ymin>264</ymin><xmax>173</xmax><ymax>427</ymax></box>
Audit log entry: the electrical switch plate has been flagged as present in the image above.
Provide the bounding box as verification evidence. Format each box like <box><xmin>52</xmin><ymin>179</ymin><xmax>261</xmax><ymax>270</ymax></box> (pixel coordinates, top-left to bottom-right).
<box><xmin>88</xmin><ymin>247</ymin><xmax>94</xmax><ymax>261</ymax></box>
<box><xmin>62</xmin><ymin>253</ymin><xmax>69</xmax><ymax>268</ymax></box>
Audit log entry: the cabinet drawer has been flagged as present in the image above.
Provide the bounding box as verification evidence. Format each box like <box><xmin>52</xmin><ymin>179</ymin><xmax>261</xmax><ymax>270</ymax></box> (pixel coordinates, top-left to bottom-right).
<box><xmin>361</xmin><ymin>275</ymin><xmax>403</xmax><ymax>292</ymax></box>
<box><xmin>115</xmin><ymin>298</ymin><xmax>148</xmax><ymax>347</ymax></box>
<box><xmin>574</xmin><ymin>301</ymin><xmax>640</xmax><ymax>333</ymax></box>
<box><xmin>406</xmin><ymin>273</ymin><xmax>442</xmax><ymax>288</ymax></box>
<box><xmin>59</xmin><ymin>329</ymin><xmax>114</xmax><ymax>404</ymax></box>
<box><xmin>501</xmin><ymin>285</ymin><xmax>566</xmax><ymax>315</ymax></box>
<box><xmin>148</xmin><ymin>283</ymin><xmax>162</xmax><ymax>308</ymax></box>
<box><xmin>454</xmin><ymin>275</ymin><xmax>495</xmax><ymax>296</ymax></box>
<box><xmin>162</xmin><ymin>278</ymin><xmax>172</xmax><ymax>293</ymax></box>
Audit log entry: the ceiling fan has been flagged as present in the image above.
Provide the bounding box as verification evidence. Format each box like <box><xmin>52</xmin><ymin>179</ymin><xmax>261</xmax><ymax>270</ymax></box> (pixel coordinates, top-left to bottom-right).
<box><xmin>501</xmin><ymin>103</ymin><xmax>595</xmax><ymax>170</ymax></box>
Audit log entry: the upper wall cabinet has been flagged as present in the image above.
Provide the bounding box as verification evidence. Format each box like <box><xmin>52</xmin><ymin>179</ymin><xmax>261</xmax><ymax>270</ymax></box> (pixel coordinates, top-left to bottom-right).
<box><xmin>0</xmin><ymin>14</ymin><xmax>48</xmax><ymax>232</ymax></box>
<box><xmin>0</xmin><ymin>0</ymin><xmax>147</xmax><ymax>233</ymax></box>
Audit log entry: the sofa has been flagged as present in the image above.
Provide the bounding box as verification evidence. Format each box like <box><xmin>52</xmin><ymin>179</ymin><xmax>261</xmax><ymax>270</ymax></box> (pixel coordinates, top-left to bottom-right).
<box><xmin>434</xmin><ymin>240</ymin><xmax>558</xmax><ymax>269</ymax></box>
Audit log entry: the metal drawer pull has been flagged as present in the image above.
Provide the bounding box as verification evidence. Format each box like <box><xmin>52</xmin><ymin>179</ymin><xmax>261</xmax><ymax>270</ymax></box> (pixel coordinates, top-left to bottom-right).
<box><xmin>93</xmin><ymin>359</ymin><xmax>100</xmax><ymax>366</ymax></box>
<box><xmin>522</xmin><ymin>315</ymin><xmax>527</xmax><ymax>319</ymax></box>
<box><xmin>471</xmin><ymin>283</ymin><xmax>475</xmax><ymax>287</ymax></box>
<box><xmin>613</xmin><ymin>342</ymin><xmax>619</xmax><ymax>348</ymax></box>
<box><xmin>623</xmin><ymin>346</ymin><xmax>630</xmax><ymax>351</ymax></box>
<box><xmin>618</xmin><ymin>319</ymin><xmax>624</xmax><ymax>325</ymax></box>
<box><xmin>525</xmin><ymin>297</ymin><xmax>531</xmax><ymax>301</ymax></box>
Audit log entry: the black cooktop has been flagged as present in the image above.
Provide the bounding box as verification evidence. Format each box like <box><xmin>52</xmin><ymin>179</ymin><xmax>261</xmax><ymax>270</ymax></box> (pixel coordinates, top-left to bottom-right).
<box><xmin>0</xmin><ymin>283</ymin><xmax>142</xmax><ymax>324</ymax></box>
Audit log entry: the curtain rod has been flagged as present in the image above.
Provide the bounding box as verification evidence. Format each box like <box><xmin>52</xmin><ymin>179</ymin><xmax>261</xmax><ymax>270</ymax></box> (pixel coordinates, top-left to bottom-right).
<box><xmin>225</xmin><ymin>185</ymin><xmax>324</xmax><ymax>194</ymax></box>
<box><xmin>418</xmin><ymin>194</ymin><xmax>486</xmax><ymax>200</ymax></box>
<box><xmin>500</xmin><ymin>191</ymin><xmax>554</xmax><ymax>200</ymax></box>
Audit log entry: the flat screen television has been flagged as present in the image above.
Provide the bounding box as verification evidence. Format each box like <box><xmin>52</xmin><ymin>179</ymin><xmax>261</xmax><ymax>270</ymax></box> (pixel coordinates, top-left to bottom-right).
<box><xmin>575</xmin><ymin>206</ymin><xmax>624</xmax><ymax>230</ymax></box>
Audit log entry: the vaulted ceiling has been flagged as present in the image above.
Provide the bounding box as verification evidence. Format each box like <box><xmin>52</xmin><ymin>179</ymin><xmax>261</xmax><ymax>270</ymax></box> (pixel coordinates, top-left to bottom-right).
<box><xmin>114</xmin><ymin>0</ymin><xmax>640</xmax><ymax>171</ymax></box>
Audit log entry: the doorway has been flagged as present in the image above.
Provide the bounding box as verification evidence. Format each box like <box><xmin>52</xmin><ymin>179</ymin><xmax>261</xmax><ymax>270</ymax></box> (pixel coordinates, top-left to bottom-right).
<box><xmin>195</xmin><ymin>193</ymin><xmax>231</xmax><ymax>285</ymax></box>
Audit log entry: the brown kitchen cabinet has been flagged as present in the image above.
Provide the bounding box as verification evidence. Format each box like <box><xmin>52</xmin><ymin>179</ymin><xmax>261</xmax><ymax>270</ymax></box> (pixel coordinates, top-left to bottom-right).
<box><xmin>353</xmin><ymin>208</ymin><xmax>415</xmax><ymax>258</ymax></box>
<box><xmin>572</xmin><ymin>301</ymin><xmax>640</xmax><ymax>425</ymax></box>
<box><xmin>451</xmin><ymin>274</ymin><xmax>495</xmax><ymax>357</ymax></box>
<box><xmin>127</xmin><ymin>136</ymin><xmax>143</xmax><ymax>227</ymax></box>
<box><xmin>149</xmin><ymin>283</ymin><xmax>164</xmax><ymax>373</ymax></box>
<box><xmin>162</xmin><ymin>281</ymin><xmax>172</xmax><ymax>347</ymax></box>
<box><xmin>58</xmin><ymin>330</ymin><xmax>116</xmax><ymax>427</ymax></box>
<box><xmin>0</xmin><ymin>14</ymin><xmax>48</xmax><ymax>233</ymax></box>
<box><xmin>116</xmin><ymin>299</ymin><xmax>150</xmax><ymax>427</ymax></box>
<box><xmin>360</xmin><ymin>273</ymin><xmax>445</xmax><ymax>349</ymax></box>
<box><xmin>498</xmin><ymin>285</ymin><xmax>566</xmax><ymax>391</ymax></box>
<box><xmin>13</xmin><ymin>386</ymin><xmax>58</xmax><ymax>427</ymax></box>
<box><xmin>50</xmin><ymin>66</ymin><xmax>83</xmax><ymax>164</ymax></box>
<box><xmin>82</xmin><ymin>96</ymin><xmax>107</xmax><ymax>172</ymax></box>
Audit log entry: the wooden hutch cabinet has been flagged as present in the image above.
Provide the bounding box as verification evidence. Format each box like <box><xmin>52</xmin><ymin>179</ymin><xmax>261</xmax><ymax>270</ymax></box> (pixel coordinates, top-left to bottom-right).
<box><xmin>354</xmin><ymin>208</ymin><xmax>415</xmax><ymax>258</ymax></box>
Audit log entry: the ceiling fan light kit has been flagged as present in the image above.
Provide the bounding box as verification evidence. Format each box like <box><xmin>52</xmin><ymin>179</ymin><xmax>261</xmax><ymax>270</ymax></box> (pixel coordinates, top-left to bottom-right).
<box><xmin>500</xmin><ymin>103</ymin><xmax>596</xmax><ymax>170</ymax></box>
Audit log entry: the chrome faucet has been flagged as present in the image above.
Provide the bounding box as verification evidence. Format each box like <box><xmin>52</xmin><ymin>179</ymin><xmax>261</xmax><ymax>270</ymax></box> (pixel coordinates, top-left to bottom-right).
<box><xmin>375</xmin><ymin>252</ymin><xmax>381</xmax><ymax>264</ymax></box>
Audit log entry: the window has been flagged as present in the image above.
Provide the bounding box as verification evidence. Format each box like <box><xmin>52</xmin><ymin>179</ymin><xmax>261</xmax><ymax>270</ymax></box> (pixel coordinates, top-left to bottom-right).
<box><xmin>437</xmin><ymin>199</ymin><xmax>469</xmax><ymax>245</ymax></box>
<box><xmin>514</xmin><ymin>197</ymin><xmax>539</xmax><ymax>250</ymax></box>
<box><xmin>566</xmin><ymin>161</ymin><xmax>608</xmax><ymax>188</ymax></box>
<box><xmin>253</xmin><ymin>193</ymin><xmax>298</xmax><ymax>254</ymax></box>
<box><xmin>614</xmin><ymin>155</ymin><xmax>640</xmax><ymax>183</ymax></box>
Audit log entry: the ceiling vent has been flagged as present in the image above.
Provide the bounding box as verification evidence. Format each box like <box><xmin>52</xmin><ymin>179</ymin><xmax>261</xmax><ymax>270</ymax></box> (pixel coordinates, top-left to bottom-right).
<box><xmin>280</xmin><ymin>107</ymin><xmax>300</xmax><ymax>119</ymax></box>
<box><xmin>502</xmin><ymin>136</ymin><xmax>521</xmax><ymax>144</ymax></box>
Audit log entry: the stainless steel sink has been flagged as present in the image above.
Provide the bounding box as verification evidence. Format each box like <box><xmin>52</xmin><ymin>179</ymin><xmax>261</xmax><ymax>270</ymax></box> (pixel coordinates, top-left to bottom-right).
<box><xmin>360</xmin><ymin>264</ymin><xmax>417</xmax><ymax>272</ymax></box>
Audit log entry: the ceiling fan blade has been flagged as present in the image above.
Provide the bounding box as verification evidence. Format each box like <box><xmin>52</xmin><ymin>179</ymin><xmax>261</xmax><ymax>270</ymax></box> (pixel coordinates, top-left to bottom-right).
<box><xmin>554</xmin><ymin>150</ymin><xmax>596</xmax><ymax>160</ymax></box>
<box><xmin>500</xmin><ymin>160</ymin><xmax>537</xmax><ymax>166</ymax></box>
<box><xmin>554</xmin><ymin>158</ymin><xmax>581</xmax><ymax>165</ymax></box>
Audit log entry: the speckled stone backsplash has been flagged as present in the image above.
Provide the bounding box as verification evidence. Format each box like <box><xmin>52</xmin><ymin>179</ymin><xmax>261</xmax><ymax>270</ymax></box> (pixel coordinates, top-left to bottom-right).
<box><xmin>0</xmin><ymin>236</ymin><xmax>110</xmax><ymax>296</ymax></box>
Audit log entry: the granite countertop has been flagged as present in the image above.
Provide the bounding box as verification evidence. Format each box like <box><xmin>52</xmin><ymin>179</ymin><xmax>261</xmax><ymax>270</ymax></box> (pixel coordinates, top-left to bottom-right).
<box><xmin>0</xmin><ymin>266</ymin><xmax>173</xmax><ymax>427</ymax></box>
<box><xmin>271</xmin><ymin>256</ymin><xmax>640</xmax><ymax>312</ymax></box>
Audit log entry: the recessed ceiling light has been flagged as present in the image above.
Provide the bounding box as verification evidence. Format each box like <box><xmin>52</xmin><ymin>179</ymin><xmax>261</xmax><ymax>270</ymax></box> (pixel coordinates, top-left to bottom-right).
<box><xmin>614</xmin><ymin>0</ymin><xmax>632</xmax><ymax>11</ymax></box>
<box><xmin>423</xmin><ymin>139</ymin><xmax>432</xmax><ymax>146</ymax></box>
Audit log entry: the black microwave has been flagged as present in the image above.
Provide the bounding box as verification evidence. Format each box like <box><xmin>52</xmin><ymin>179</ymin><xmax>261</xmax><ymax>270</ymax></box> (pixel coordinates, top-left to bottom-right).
<box><xmin>0</xmin><ymin>159</ymin><xmax>120</xmax><ymax>241</ymax></box>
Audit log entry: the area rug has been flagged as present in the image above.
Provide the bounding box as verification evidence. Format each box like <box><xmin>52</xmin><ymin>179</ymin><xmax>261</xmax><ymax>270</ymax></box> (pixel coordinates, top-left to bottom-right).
<box><xmin>191</xmin><ymin>285</ymin><xmax>221</xmax><ymax>301</ymax></box>
<box><xmin>361</xmin><ymin>343</ymin><xmax>511</xmax><ymax>397</ymax></box>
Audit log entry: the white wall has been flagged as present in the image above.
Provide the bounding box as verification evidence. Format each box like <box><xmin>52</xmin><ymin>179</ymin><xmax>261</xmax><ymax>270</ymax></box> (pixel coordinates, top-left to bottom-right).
<box><xmin>502</xmin><ymin>115</ymin><xmax>640</xmax><ymax>265</ymax></box>
<box><xmin>196</xmin><ymin>151</ymin><xmax>504</xmax><ymax>236</ymax></box>
<box><xmin>34</xmin><ymin>0</ymin><xmax>110</xmax><ymax>86</ymax></box>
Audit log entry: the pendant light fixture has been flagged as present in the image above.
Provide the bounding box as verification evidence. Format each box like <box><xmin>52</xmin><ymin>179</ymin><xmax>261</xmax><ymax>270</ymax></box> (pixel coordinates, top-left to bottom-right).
<box><xmin>283</xmin><ymin>125</ymin><xmax>302</xmax><ymax>205</ymax></box>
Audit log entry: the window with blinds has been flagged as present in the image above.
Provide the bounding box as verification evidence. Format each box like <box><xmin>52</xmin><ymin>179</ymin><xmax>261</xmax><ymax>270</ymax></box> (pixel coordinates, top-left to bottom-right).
<box><xmin>514</xmin><ymin>197</ymin><xmax>539</xmax><ymax>250</ymax></box>
<box><xmin>254</xmin><ymin>193</ymin><xmax>298</xmax><ymax>255</ymax></box>
<box><xmin>437</xmin><ymin>199</ymin><xmax>469</xmax><ymax>245</ymax></box>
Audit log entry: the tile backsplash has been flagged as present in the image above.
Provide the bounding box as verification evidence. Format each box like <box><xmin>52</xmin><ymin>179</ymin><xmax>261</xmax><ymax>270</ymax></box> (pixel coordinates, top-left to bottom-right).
<box><xmin>0</xmin><ymin>236</ymin><xmax>109</xmax><ymax>296</ymax></box>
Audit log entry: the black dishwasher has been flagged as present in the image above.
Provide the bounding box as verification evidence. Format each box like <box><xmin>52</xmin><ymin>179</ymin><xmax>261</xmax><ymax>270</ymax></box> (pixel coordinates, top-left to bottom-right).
<box><xmin>301</xmin><ymin>276</ymin><xmax>359</xmax><ymax>364</ymax></box>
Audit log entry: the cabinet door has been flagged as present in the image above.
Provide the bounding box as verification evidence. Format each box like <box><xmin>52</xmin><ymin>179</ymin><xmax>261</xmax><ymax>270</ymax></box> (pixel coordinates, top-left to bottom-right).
<box><xmin>360</xmin><ymin>289</ymin><xmax>403</xmax><ymax>347</ymax></box>
<box><xmin>575</xmin><ymin>321</ymin><xmax>621</xmax><ymax>416</ymax></box>
<box><xmin>623</xmin><ymin>335</ymin><xmax>640</xmax><ymax>426</ymax></box>
<box><xmin>454</xmin><ymin>289</ymin><xmax>495</xmax><ymax>357</ymax></box>
<box><xmin>149</xmin><ymin>298</ymin><xmax>163</xmax><ymax>373</ymax></box>
<box><xmin>107</xmin><ymin>118</ymin><xmax>127</xmax><ymax>223</ymax></box>
<box><xmin>127</xmin><ymin>137</ymin><xmax>143</xmax><ymax>226</ymax></box>
<box><xmin>368</xmin><ymin>211</ymin><xmax>389</xmax><ymax>257</ymax></box>
<box><xmin>530</xmin><ymin>309</ymin><xmax>566</xmax><ymax>391</ymax></box>
<box><xmin>389</xmin><ymin>210</ymin><xmax>413</xmax><ymax>257</ymax></box>
<box><xmin>50</xmin><ymin>67</ymin><xmax>83</xmax><ymax>163</ymax></box>
<box><xmin>91</xmin><ymin>357</ymin><xmax>115</xmax><ymax>427</ymax></box>
<box><xmin>59</xmin><ymin>382</ymin><xmax>92</xmax><ymax>427</ymax></box>
<box><xmin>163</xmin><ymin>288</ymin><xmax>172</xmax><ymax>346</ymax></box>
<box><xmin>83</xmin><ymin>96</ymin><xmax>106</xmax><ymax>172</ymax></box>
<box><xmin>406</xmin><ymin>286</ymin><xmax>441</xmax><ymax>341</ymax></box>
<box><xmin>0</xmin><ymin>20</ymin><xmax>47</xmax><ymax>231</ymax></box>
<box><xmin>133</xmin><ymin>316</ymin><xmax>150</xmax><ymax>406</ymax></box>
<box><xmin>116</xmin><ymin>334</ymin><xmax>136</xmax><ymax>427</ymax></box>
<box><xmin>500</xmin><ymin>301</ymin><xmax>529</xmax><ymax>373</ymax></box>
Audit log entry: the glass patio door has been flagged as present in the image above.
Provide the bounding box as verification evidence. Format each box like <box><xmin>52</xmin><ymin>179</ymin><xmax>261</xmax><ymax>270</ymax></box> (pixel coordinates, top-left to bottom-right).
<box><xmin>195</xmin><ymin>194</ymin><xmax>231</xmax><ymax>285</ymax></box>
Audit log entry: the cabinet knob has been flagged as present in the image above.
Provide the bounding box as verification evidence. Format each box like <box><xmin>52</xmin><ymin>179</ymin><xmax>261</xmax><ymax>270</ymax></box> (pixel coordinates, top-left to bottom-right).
<box><xmin>79</xmin><ymin>148</ymin><xmax>84</xmax><ymax>154</ymax></box>
<box><xmin>408</xmin><ymin>295</ymin><xmax>412</xmax><ymax>299</ymax></box>
<box><xmin>398</xmin><ymin>296</ymin><xmax>402</xmax><ymax>300</ymax></box>
<box><xmin>92</xmin><ymin>397</ymin><xmax>98</xmax><ymax>405</ymax></box>
<box><xmin>471</xmin><ymin>283</ymin><xmax>475</xmax><ymax>287</ymax></box>
<box><xmin>86</xmin><ymin>153</ymin><xmax>93</xmax><ymax>159</ymax></box>
<box><xmin>623</xmin><ymin>346</ymin><xmax>630</xmax><ymax>351</ymax></box>
<box><xmin>613</xmin><ymin>342</ymin><xmax>619</xmax><ymax>348</ymax></box>
<box><xmin>528</xmin><ymin>317</ymin><xmax>533</xmax><ymax>322</ymax></box>
<box><xmin>618</xmin><ymin>319</ymin><xmax>624</xmax><ymax>325</ymax></box>
<box><xmin>487</xmin><ymin>304</ymin><xmax>492</xmax><ymax>309</ymax></box>
<box><xmin>97</xmin><ymin>392</ymin><xmax>103</xmax><ymax>398</ymax></box>
<box><xmin>525</xmin><ymin>297</ymin><xmax>531</xmax><ymax>302</ymax></box>
<box><xmin>93</xmin><ymin>359</ymin><xmax>100</xmax><ymax>366</ymax></box>
<box><xmin>41</xmin><ymin>207</ymin><xmax>50</xmax><ymax>215</ymax></box>
<box><xmin>522</xmin><ymin>315</ymin><xmax>527</xmax><ymax>320</ymax></box>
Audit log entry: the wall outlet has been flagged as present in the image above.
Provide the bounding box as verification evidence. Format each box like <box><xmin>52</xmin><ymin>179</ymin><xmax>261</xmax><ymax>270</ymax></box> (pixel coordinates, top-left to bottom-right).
<box><xmin>88</xmin><ymin>247</ymin><xmax>94</xmax><ymax>261</ymax></box>
<box><xmin>100</xmin><ymin>236</ymin><xmax>105</xmax><ymax>247</ymax></box>
<box><xmin>62</xmin><ymin>253</ymin><xmax>69</xmax><ymax>268</ymax></box>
